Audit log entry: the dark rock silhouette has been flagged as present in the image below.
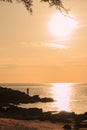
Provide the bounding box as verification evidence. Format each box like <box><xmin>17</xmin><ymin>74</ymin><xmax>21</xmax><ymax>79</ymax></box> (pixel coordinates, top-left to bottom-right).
<box><xmin>0</xmin><ymin>86</ymin><xmax>29</xmax><ymax>104</ymax></box>
<box><xmin>0</xmin><ymin>105</ymin><xmax>43</xmax><ymax>120</ymax></box>
<box><xmin>73</xmin><ymin>112</ymin><xmax>87</xmax><ymax>128</ymax></box>
<box><xmin>0</xmin><ymin>103</ymin><xmax>87</xmax><ymax>129</ymax></box>
<box><xmin>0</xmin><ymin>86</ymin><xmax>54</xmax><ymax>104</ymax></box>
<box><xmin>40</xmin><ymin>97</ymin><xmax>54</xmax><ymax>102</ymax></box>
<box><xmin>63</xmin><ymin>124</ymin><xmax>71</xmax><ymax>130</ymax></box>
<box><xmin>0</xmin><ymin>86</ymin><xmax>87</xmax><ymax>129</ymax></box>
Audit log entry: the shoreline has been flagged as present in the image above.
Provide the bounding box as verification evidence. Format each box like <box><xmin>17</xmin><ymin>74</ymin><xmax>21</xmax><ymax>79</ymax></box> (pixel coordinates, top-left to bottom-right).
<box><xmin>0</xmin><ymin>104</ymin><xmax>87</xmax><ymax>130</ymax></box>
<box><xmin>0</xmin><ymin>86</ymin><xmax>87</xmax><ymax>129</ymax></box>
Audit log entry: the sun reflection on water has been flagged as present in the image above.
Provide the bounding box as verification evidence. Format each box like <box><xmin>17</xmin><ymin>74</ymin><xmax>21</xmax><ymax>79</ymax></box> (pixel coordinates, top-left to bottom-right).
<box><xmin>50</xmin><ymin>83</ymin><xmax>72</xmax><ymax>112</ymax></box>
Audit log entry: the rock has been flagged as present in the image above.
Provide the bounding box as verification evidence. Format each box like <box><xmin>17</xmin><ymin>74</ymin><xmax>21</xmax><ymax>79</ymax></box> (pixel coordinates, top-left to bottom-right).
<box><xmin>0</xmin><ymin>86</ymin><xmax>54</xmax><ymax>104</ymax></box>
<box><xmin>63</xmin><ymin>124</ymin><xmax>71</xmax><ymax>130</ymax></box>
<box><xmin>40</xmin><ymin>97</ymin><xmax>54</xmax><ymax>102</ymax></box>
<box><xmin>0</xmin><ymin>105</ymin><xmax>43</xmax><ymax>120</ymax></box>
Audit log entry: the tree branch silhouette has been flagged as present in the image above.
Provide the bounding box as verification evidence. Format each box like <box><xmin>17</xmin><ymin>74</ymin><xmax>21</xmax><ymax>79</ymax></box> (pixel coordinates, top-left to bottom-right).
<box><xmin>0</xmin><ymin>0</ymin><xmax>67</xmax><ymax>14</ymax></box>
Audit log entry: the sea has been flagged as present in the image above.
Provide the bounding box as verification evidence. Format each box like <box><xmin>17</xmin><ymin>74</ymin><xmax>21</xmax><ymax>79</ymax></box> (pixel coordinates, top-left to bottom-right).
<box><xmin>0</xmin><ymin>83</ymin><xmax>87</xmax><ymax>114</ymax></box>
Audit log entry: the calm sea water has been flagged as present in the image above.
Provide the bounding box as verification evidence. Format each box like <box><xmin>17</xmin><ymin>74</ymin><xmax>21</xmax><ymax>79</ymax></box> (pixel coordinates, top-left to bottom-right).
<box><xmin>1</xmin><ymin>83</ymin><xmax>87</xmax><ymax>114</ymax></box>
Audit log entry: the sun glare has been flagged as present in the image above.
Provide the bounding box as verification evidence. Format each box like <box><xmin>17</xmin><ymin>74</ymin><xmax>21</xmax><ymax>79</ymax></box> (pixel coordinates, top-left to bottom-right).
<box><xmin>50</xmin><ymin>83</ymin><xmax>73</xmax><ymax>111</ymax></box>
<box><xmin>48</xmin><ymin>13</ymin><xmax>78</xmax><ymax>37</ymax></box>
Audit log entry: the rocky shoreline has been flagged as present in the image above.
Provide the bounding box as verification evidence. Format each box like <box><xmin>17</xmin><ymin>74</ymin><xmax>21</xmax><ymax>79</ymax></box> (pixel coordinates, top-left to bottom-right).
<box><xmin>0</xmin><ymin>86</ymin><xmax>87</xmax><ymax>129</ymax></box>
<box><xmin>0</xmin><ymin>104</ymin><xmax>87</xmax><ymax>129</ymax></box>
<box><xmin>0</xmin><ymin>86</ymin><xmax>54</xmax><ymax>104</ymax></box>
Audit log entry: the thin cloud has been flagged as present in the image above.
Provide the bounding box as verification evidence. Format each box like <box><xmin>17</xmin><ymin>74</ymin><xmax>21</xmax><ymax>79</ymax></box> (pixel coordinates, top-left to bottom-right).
<box><xmin>19</xmin><ymin>39</ymin><xmax>70</xmax><ymax>50</ymax></box>
<box><xmin>42</xmin><ymin>42</ymin><xmax>68</xmax><ymax>50</ymax></box>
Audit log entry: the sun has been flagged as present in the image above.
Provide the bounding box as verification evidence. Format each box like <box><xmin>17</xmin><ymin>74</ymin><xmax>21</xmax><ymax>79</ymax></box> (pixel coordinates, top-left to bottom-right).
<box><xmin>48</xmin><ymin>13</ymin><xmax>78</xmax><ymax>37</ymax></box>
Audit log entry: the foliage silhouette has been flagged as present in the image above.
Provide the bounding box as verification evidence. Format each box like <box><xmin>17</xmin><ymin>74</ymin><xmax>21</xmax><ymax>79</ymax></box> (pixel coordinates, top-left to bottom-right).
<box><xmin>0</xmin><ymin>0</ymin><xmax>67</xmax><ymax>14</ymax></box>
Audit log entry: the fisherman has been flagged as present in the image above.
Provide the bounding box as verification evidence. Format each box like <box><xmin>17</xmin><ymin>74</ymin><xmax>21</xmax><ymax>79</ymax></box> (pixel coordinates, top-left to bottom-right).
<box><xmin>27</xmin><ymin>88</ymin><xmax>29</xmax><ymax>95</ymax></box>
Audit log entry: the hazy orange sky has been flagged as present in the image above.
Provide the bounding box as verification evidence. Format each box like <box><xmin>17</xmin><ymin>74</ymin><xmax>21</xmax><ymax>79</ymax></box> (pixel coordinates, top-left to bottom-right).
<box><xmin>0</xmin><ymin>0</ymin><xmax>87</xmax><ymax>83</ymax></box>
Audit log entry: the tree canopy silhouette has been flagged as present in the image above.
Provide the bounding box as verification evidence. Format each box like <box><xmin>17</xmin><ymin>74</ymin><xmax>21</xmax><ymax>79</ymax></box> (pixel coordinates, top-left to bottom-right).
<box><xmin>0</xmin><ymin>0</ymin><xmax>66</xmax><ymax>14</ymax></box>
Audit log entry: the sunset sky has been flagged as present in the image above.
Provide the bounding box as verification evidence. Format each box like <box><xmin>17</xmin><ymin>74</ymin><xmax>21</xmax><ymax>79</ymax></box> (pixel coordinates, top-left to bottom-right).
<box><xmin>0</xmin><ymin>0</ymin><xmax>87</xmax><ymax>83</ymax></box>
